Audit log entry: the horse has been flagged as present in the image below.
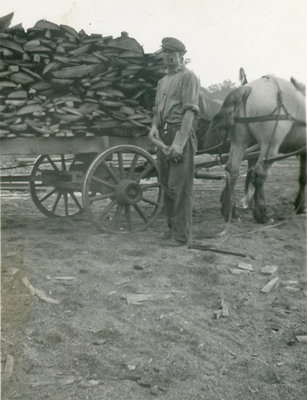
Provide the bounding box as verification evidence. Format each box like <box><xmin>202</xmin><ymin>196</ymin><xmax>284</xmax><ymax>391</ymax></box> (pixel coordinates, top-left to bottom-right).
<box><xmin>195</xmin><ymin>89</ymin><xmax>223</xmax><ymax>151</ymax></box>
<box><xmin>203</xmin><ymin>75</ymin><xmax>306</xmax><ymax>223</ymax></box>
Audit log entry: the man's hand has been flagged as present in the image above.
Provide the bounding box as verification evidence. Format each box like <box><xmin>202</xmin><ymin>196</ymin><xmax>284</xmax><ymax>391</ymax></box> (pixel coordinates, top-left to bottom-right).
<box><xmin>149</xmin><ymin>125</ymin><xmax>160</xmax><ymax>141</ymax></box>
<box><xmin>169</xmin><ymin>143</ymin><xmax>184</xmax><ymax>162</ymax></box>
<box><xmin>148</xmin><ymin>125</ymin><xmax>170</xmax><ymax>154</ymax></box>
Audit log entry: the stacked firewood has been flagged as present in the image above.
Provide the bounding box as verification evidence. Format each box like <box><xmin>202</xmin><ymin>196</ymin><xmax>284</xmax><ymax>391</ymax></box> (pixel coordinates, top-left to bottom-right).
<box><xmin>0</xmin><ymin>13</ymin><xmax>165</xmax><ymax>138</ymax></box>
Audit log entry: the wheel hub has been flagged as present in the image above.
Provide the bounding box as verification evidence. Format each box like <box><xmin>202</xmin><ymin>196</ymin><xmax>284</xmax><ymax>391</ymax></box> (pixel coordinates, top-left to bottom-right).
<box><xmin>115</xmin><ymin>179</ymin><xmax>142</xmax><ymax>205</ymax></box>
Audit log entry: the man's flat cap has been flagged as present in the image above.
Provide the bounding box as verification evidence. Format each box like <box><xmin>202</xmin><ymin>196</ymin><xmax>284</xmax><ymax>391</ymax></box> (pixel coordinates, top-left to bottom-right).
<box><xmin>161</xmin><ymin>37</ymin><xmax>186</xmax><ymax>54</ymax></box>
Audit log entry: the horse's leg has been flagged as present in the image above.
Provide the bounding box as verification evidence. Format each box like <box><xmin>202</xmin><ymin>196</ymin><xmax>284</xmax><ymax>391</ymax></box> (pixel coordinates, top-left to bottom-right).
<box><xmin>294</xmin><ymin>152</ymin><xmax>306</xmax><ymax>214</ymax></box>
<box><xmin>240</xmin><ymin>157</ymin><xmax>256</xmax><ymax>209</ymax></box>
<box><xmin>250</xmin><ymin>119</ymin><xmax>294</xmax><ymax>223</ymax></box>
<box><xmin>251</xmin><ymin>157</ymin><xmax>273</xmax><ymax>223</ymax></box>
<box><xmin>221</xmin><ymin>144</ymin><xmax>246</xmax><ymax>221</ymax></box>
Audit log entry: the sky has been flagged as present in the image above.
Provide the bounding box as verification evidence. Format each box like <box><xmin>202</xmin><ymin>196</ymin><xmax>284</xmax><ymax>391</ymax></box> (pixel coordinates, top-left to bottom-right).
<box><xmin>1</xmin><ymin>0</ymin><xmax>306</xmax><ymax>88</ymax></box>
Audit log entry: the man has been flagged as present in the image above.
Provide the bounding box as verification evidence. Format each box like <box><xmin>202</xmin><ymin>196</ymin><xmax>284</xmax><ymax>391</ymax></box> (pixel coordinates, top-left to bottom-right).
<box><xmin>149</xmin><ymin>37</ymin><xmax>200</xmax><ymax>246</ymax></box>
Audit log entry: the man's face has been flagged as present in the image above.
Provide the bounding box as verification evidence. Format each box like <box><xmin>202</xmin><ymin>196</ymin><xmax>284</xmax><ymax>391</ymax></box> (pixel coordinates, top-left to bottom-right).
<box><xmin>162</xmin><ymin>48</ymin><xmax>181</xmax><ymax>68</ymax></box>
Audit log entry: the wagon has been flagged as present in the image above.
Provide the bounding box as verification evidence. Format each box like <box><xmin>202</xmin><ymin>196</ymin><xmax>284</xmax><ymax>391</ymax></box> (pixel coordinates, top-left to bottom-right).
<box><xmin>0</xmin><ymin>131</ymin><xmax>169</xmax><ymax>232</ymax></box>
<box><xmin>0</xmin><ymin>15</ymin><xmax>231</xmax><ymax>234</ymax></box>
<box><xmin>0</xmin><ymin>125</ymin><xmax>233</xmax><ymax>233</ymax></box>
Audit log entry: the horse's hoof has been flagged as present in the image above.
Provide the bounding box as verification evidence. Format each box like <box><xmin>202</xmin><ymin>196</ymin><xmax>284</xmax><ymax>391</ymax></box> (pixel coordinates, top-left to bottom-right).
<box><xmin>253</xmin><ymin>214</ymin><xmax>273</xmax><ymax>224</ymax></box>
<box><xmin>296</xmin><ymin>206</ymin><xmax>307</xmax><ymax>215</ymax></box>
<box><xmin>229</xmin><ymin>214</ymin><xmax>241</xmax><ymax>223</ymax></box>
<box><xmin>253</xmin><ymin>207</ymin><xmax>273</xmax><ymax>224</ymax></box>
<box><xmin>222</xmin><ymin>214</ymin><xmax>240</xmax><ymax>223</ymax></box>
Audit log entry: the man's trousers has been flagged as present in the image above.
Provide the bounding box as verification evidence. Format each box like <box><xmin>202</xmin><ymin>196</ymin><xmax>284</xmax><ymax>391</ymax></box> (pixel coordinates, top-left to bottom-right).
<box><xmin>157</xmin><ymin>124</ymin><xmax>197</xmax><ymax>243</ymax></box>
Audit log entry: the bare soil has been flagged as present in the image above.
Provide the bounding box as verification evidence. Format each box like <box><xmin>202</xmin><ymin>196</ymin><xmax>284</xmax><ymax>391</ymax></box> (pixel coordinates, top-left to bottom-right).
<box><xmin>1</xmin><ymin>157</ymin><xmax>307</xmax><ymax>400</ymax></box>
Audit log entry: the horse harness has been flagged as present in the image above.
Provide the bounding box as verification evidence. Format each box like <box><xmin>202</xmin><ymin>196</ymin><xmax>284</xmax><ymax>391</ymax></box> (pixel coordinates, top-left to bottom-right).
<box><xmin>234</xmin><ymin>75</ymin><xmax>306</xmax><ymax>162</ymax></box>
<box><xmin>198</xmin><ymin>76</ymin><xmax>306</xmax><ymax>163</ymax></box>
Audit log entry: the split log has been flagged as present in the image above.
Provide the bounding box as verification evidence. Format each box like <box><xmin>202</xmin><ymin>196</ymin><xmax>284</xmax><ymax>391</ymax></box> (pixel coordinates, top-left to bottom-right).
<box><xmin>3</xmin><ymin>354</ymin><xmax>14</xmax><ymax>380</ymax></box>
<box><xmin>260</xmin><ymin>277</ymin><xmax>280</xmax><ymax>293</ymax></box>
<box><xmin>0</xmin><ymin>17</ymin><xmax>166</xmax><ymax>138</ymax></box>
<box><xmin>188</xmin><ymin>242</ymin><xmax>247</xmax><ymax>257</ymax></box>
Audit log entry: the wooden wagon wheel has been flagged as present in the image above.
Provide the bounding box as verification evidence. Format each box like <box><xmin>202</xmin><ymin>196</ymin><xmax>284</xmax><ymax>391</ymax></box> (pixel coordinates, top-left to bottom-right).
<box><xmin>82</xmin><ymin>145</ymin><xmax>164</xmax><ymax>232</ymax></box>
<box><xmin>29</xmin><ymin>154</ymin><xmax>84</xmax><ymax>218</ymax></box>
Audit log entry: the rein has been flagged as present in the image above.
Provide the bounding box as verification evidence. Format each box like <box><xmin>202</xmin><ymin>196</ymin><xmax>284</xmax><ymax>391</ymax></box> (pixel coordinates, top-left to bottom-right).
<box><xmin>196</xmin><ymin>138</ymin><xmax>230</xmax><ymax>155</ymax></box>
<box><xmin>235</xmin><ymin>114</ymin><xmax>306</xmax><ymax>126</ymax></box>
<box><xmin>264</xmin><ymin>146</ymin><xmax>306</xmax><ymax>163</ymax></box>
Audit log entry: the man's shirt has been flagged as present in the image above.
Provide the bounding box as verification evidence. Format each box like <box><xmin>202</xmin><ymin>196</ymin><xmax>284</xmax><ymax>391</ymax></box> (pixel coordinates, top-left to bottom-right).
<box><xmin>154</xmin><ymin>65</ymin><xmax>200</xmax><ymax>128</ymax></box>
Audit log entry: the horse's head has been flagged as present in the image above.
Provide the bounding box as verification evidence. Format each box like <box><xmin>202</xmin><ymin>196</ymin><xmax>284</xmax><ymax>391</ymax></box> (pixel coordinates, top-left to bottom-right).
<box><xmin>196</xmin><ymin>91</ymin><xmax>223</xmax><ymax>151</ymax></box>
<box><xmin>211</xmin><ymin>107</ymin><xmax>235</xmax><ymax>131</ymax></box>
<box><xmin>199</xmin><ymin>110</ymin><xmax>231</xmax><ymax>152</ymax></box>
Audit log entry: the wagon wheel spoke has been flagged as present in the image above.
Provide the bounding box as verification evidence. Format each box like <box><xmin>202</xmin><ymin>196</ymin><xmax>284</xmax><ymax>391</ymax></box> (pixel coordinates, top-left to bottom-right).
<box><xmin>100</xmin><ymin>159</ymin><xmax>120</xmax><ymax>183</ymax></box>
<box><xmin>89</xmin><ymin>192</ymin><xmax>115</xmax><ymax>203</ymax></box>
<box><xmin>133</xmin><ymin>204</ymin><xmax>148</xmax><ymax>223</ymax></box>
<box><xmin>61</xmin><ymin>155</ymin><xmax>67</xmax><ymax>172</ymax></box>
<box><xmin>46</xmin><ymin>155</ymin><xmax>60</xmax><ymax>172</ymax></box>
<box><xmin>137</xmin><ymin>163</ymin><xmax>155</xmax><ymax>180</ymax></box>
<box><xmin>117</xmin><ymin>151</ymin><xmax>125</xmax><ymax>179</ymax></box>
<box><xmin>91</xmin><ymin>176</ymin><xmax>116</xmax><ymax>190</ymax></box>
<box><xmin>127</xmin><ymin>153</ymin><xmax>139</xmax><ymax>178</ymax></box>
<box><xmin>63</xmin><ymin>192</ymin><xmax>69</xmax><ymax>216</ymax></box>
<box><xmin>51</xmin><ymin>192</ymin><xmax>62</xmax><ymax>214</ymax></box>
<box><xmin>39</xmin><ymin>188</ymin><xmax>57</xmax><ymax>203</ymax></box>
<box><xmin>69</xmin><ymin>191</ymin><xmax>83</xmax><ymax>211</ymax></box>
<box><xmin>141</xmin><ymin>196</ymin><xmax>159</xmax><ymax>207</ymax></box>
<box><xmin>125</xmin><ymin>206</ymin><xmax>132</xmax><ymax>231</ymax></box>
<box><xmin>98</xmin><ymin>198</ymin><xmax>117</xmax><ymax>220</ymax></box>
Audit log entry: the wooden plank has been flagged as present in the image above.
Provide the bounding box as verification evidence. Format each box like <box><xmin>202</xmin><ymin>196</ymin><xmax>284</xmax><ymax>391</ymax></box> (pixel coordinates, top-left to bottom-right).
<box><xmin>0</xmin><ymin>136</ymin><xmax>151</xmax><ymax>156</ymax></box>
<box><xmin>194</xmin><ymin>171</ymin><xmax>225</xmax><ymax>180</ymax></box>
<box><xmin>0</xmin><ymin>182</ymin><xmax>29</xmax><ymax>191</ymax></box>
<box><xmin>1</xmin><ymin>175</ymin><xmax>31</xmax><ymax>182</ymax></box>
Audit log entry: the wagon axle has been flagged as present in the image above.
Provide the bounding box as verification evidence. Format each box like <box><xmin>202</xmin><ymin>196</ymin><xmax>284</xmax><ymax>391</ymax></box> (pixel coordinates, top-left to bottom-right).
<box><xmin>39</xmin><ymin>169</ymin><xmax>83</xmax><ymax>191</ymax></box>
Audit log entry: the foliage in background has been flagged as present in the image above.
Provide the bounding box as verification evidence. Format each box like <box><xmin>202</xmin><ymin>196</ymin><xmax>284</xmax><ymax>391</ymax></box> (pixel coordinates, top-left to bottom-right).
<box><xmin>205</xmin><ymin>79</ymin><xmax>237</xmax><ymax>101</ymax></box>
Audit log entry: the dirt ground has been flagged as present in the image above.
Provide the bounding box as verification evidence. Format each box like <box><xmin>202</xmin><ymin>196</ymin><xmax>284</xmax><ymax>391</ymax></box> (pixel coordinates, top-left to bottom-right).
<box><xmin>1</xmin><ymin>157</ymin><xmax>307</xmax><ymax>400</ymax></box>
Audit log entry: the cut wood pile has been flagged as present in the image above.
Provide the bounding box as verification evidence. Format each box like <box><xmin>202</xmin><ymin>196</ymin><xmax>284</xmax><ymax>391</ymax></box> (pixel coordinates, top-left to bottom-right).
<box><xmin>0</xmin><ymin>13</ymin><xmax>165</xmax><ymax>138</ymax></box>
